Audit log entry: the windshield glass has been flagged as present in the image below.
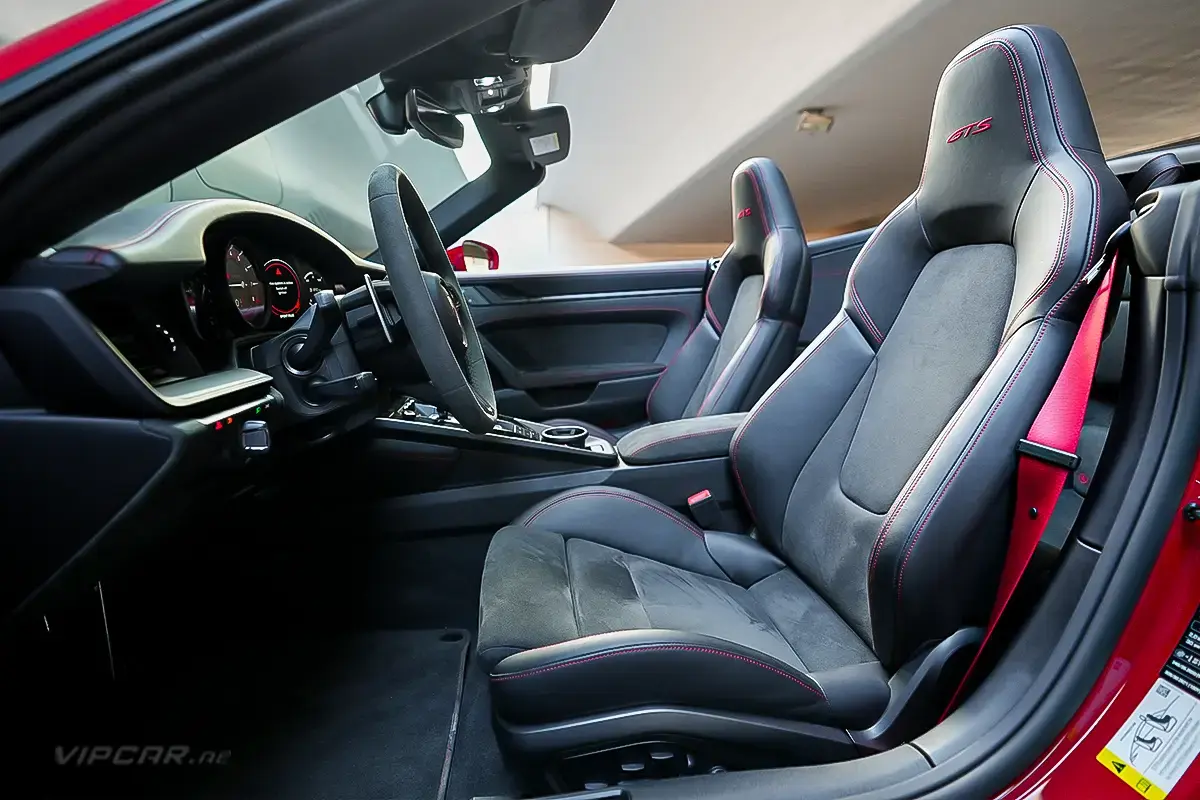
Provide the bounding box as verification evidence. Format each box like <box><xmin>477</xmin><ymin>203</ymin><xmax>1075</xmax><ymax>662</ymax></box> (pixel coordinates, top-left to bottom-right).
<box><xmin>127</xmin><ymin>77</ymin><xmax>488</xmax><ymax>258</ymax></box>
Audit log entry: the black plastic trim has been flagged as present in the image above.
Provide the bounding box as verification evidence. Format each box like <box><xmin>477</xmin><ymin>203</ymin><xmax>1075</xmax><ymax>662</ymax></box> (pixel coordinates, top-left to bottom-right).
<box><xmin>0</xmin><ymin>286</ymin><xmax>272</xmax><ymax>417</ymax></box>
<box><xmin>497</xmin><ymin>707</ymin><xmax>859</xmax><ymax>764</ymax></box>
<box><xmin>372</xmin><ymin>415</ymin><xmax>617</xmax><ymax>466</ymax></box>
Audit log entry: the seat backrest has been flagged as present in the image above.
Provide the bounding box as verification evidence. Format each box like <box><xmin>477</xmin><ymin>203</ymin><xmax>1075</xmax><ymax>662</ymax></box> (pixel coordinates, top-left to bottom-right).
<box><xmin>730</xmin><ymin>26</ymin><xmax>1128</xmax><ymax>670</ymax></box>
<box><xmin>646</xmin><ymin>158</ymin><xmax>810</xmax><ymax>423</ymax></box>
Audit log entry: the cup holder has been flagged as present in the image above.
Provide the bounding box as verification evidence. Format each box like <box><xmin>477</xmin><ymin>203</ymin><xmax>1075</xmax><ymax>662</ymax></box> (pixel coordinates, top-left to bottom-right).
<box><xmin>541</xmin><ymin>425</ymin><xmax>589</xmax><ymax>448</ymax></box>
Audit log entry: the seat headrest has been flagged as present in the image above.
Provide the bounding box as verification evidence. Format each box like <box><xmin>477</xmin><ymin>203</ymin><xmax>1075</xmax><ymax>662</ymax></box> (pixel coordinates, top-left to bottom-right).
<box><xmin>707</xmin><ymin>158</ymin><xmax>809</xmax><ymax>326</ymax></box>
<box><xmin>916</xmin><ymin>25</ymin><xmax>1104</xmax><ymax>251</ymax></box>
<box><xmin>729</xmin><ymin>158</ymin><xmax>802</xmax><ymax>257</ymax></box>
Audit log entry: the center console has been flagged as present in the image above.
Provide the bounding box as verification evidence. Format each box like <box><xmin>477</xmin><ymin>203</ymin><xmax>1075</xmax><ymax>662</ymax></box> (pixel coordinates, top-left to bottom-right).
<box><xmin>375</xmin><ymin>397</ymin><xmax>617</xmax><ymax>465</ymax></box>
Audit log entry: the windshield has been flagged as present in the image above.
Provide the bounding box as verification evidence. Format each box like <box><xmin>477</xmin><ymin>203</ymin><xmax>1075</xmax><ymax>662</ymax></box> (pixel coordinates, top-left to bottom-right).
<box><xmin>127</xmin><ymin>77</ymin><xmax>488</xmax><ymax>258</ymax></box>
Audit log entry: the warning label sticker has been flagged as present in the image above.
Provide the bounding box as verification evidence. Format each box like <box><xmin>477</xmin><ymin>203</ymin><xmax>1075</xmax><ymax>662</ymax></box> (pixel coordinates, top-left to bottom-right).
<box><xmin>1097</xmin><ymin>604</ymin><xmax>1200</xmax><ymax>798</ymax></box>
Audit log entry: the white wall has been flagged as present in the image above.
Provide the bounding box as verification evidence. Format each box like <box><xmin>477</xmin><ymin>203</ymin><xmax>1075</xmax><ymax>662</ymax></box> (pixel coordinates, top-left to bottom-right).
<box><xmin>459</xmin><ymin>64</ymin><xmax>728</xmax><ymax>269</ymax></box>
<box><xmin>461</xmin><ymin>189</ymin><xmax>727</xmax><ymax>270</ymax></box>
<box><xmin>0</xmin><ymin>1</ymin><xmax>97</xmax><ymax>41</ymax></box>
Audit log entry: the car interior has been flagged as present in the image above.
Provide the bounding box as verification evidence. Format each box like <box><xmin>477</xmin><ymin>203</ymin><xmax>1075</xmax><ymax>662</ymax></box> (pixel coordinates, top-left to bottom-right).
<box><xmin>2</xmin><ymin>2</ymin><xmax>1200</xmax><ymax>799</ymax></box>
<box><xmin>542</xmin><ymin>157</ymin><xmax>812</xmax><ymax>444</ymax></box>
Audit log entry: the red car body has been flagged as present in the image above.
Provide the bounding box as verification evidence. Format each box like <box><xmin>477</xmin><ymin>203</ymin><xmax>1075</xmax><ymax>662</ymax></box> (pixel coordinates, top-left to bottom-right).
<box><xmin>0</xmin><ymin>0</ymin><xmax>166</xmax><ymax>83</ymax></box>
<box><xmin>998</xmin><ymin>455</ymin><xmax>1200</xmax><ymax>799</ymax></box>
<box><xmin>2</xmin><ymin>3</ymin><xmax>1197</xmax><ymax>798</ymax></box>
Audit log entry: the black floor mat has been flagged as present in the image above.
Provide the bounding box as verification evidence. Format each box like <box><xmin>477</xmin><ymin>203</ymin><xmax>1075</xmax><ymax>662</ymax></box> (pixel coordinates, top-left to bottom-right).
<box><xmin>28</xmin><ymin>630</ymin><xmax>470</xmax><ymax>800</ymax></box>
<box><xmin>446</xmin><ymin>658</ymin><xmax>521</xmax><ymax>800</ymax></box>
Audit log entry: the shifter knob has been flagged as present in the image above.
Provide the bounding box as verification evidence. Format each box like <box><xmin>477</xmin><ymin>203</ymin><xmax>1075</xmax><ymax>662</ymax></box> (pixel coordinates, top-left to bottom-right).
<box><xmin>288</xmin><ymin>290</ymin><xmax>342</xmax><ymax>372</ymax></box>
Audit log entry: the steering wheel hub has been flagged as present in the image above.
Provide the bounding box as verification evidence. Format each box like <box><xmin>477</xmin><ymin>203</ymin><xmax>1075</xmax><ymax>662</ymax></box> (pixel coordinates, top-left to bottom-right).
<box><xmin>427</xmin><ymin>274</ymin><xmax>468</xmax><ymax>355</ymax></box>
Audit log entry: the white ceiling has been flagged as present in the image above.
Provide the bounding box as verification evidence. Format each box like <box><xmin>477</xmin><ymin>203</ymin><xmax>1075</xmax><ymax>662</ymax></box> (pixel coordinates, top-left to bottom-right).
<box><xmin>541</xmin><ymin>0</ymin><xmax>1200</xmax><ymax>244</ymax></box>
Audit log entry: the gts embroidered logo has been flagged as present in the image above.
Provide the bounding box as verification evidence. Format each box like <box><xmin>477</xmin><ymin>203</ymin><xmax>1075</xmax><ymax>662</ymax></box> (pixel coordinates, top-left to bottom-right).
<box><xmin>946</xmin><ymin>117</ymin><xmax>992</xmax><ymax>143</ymax></box>
<box><xmin>736</xmin><ymin>207</ymin><xmax>753</xmax><ymax>219</ymax></box>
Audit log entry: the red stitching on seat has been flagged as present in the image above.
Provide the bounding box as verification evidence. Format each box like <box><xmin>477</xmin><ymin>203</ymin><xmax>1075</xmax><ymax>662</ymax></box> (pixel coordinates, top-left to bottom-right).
<box><xmin>645</xmin><ymin>321</ymin><xmax>707</xmax><ymax>420</ymax></box>
<box><xmin>896</xmin><ymin>277</ymin><xmax>1083</xmax><ymax>600</ymax></box>
<box><xmin>744</xmin><ymin>165</ymin><xmax>772</xmax><ymax>236</ymax></box>
<box><xmin>894</xmin><ymin>34</ymin><xmax>1101</xmax><ymax>602</ymax></box>
<box><xmin>868</xmin><ymin>37</ymin><xmax>1079</xmax><ymax>582</ymax></box>
<box><xmin>696</xmin><ymin>321</ymin><xmax>763</xmax><ymax>415</ymax></box>
<box><xmin>625</xmin><ymin>424</ymin><xmax>739</xmax><ymax>456</ymax></box>
<box><xmin>704</xmin><ymin>289</ymin><xmax>725</xmax><ymax>334</ymax></box>
<box><xmin>850</xmin><ymin>283</ymin><xmax>883</xmax><ymax>343</ymax></box>
<box><xmin>731</xmin><ymin>317</ymin><xmax>849</xmax><ymax>526</ymax></box>
<box><xmin>491</xmin><ymin>644</ymin><xmax>826</xmax><ymax>700</ymax></box>
<box><xmin>844</xmin><ymin>198</ymin><xmax>911</xmax><ymax>345</ymax></box>
<box><xmin>524</xmin><ymin>489</ymin><xmax>705</xmax><ymax>539</ymax></box>
<box><xmin>1018</xmin><ymin>26</ymin><xmax>1103</xmax><ymax>265</ymax></box>
<box><xmin>866</xmin><ymin>334</ymin><xmax>1020</xmax><ymax>581</ymax></box>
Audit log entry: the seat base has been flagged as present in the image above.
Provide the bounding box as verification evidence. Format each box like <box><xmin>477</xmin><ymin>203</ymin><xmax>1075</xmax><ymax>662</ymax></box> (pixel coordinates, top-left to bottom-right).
<box><xmin>496</xmin><ymin>705</ymin><xmax>861</xmax><ymax>765</ymax></box>
<box><xmin>491</xmin><ymin>627</ymin><xmax>983</xmax><ymax>793</ymax></box>
<box><xmin>496</xmin><ymin>706</ymin><xmax>861</xmax><ymax>793</ymax></box>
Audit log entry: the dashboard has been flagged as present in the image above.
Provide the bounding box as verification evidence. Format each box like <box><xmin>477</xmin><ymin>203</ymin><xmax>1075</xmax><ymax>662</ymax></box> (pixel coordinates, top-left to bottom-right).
<box><xmin>184</xmin><ymin>237</ymin><xmax>343</xmax><ymax>338</ymax></box>
<box><xmin>54</xmin><ymin>200</ymin><xmax>381</xmax><ymax>391</ymax></box>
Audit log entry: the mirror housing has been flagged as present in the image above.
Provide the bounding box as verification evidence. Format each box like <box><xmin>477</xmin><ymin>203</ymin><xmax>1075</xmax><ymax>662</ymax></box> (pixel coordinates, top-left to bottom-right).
<box><xmin>498</xmin><ymin>103</ymin><xmax>571</xmax><ymax>166</ymax></box>
<box><xmin>365</xmin><ymin>89</ymin><xmax>408</xmax><ymax>135</ymax></box>
<box><xmin>447</xmin><ymin>240</ymin><xmax>500</xmax><ymax>272</ymax></box>
<box><xmin>405</xmin><ymin>89</ymin><xmax>464</xmax><ymax>149</ymax></box>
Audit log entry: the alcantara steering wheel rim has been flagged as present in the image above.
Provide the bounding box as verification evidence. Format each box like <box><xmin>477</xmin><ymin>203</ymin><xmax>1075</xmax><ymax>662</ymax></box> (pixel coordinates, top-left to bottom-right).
<box><xmin>367</xmin><ymin>163</ymin><xmax>497</xmax><ymax>434</ymax></box>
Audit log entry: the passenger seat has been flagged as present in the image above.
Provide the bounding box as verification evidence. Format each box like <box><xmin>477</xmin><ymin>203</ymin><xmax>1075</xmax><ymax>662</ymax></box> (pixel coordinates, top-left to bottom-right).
<box><xmin>545</xmin><ymin>158</ymin><xmax>811</xmax><ymax>442</ymax></box>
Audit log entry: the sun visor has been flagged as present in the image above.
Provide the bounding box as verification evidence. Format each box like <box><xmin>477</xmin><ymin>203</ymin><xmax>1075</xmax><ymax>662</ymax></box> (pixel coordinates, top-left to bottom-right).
<box><xmin>507</xmin><ymin>0</ymin><xmax>616</xmax><ymax>63</ymax></box>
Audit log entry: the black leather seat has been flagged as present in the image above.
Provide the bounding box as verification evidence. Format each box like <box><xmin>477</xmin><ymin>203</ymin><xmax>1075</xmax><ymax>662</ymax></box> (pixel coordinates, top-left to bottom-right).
<box><xmin>477</xmin><ymin>25</ymin><xmax>1127</xmax><ymax>760</ymax></box>
<box><xmin>546</xmin><ymin>157</ymin><xmax>811</xmax><ymax>442</ymax></box>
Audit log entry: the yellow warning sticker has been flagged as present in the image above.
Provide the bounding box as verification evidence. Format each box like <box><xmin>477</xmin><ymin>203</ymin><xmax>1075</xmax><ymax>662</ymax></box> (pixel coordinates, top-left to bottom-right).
<box><xmin>1098</xmin><ymin>746</ymin><xmax>1167</xmax><ymax>799</ymax></box>
<box><xmin>1096</xmin><ymin>676</ymin><xmax>1200</xmax><ymax>798</ymax></box>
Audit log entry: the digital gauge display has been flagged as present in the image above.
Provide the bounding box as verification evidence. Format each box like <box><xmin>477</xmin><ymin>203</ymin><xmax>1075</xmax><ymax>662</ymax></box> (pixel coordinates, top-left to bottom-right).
<box><xmin>225</xmin><ymin>243</ymin><xmax>268</xmax><ymax>328</ymax></box>
<box><xmin>263</xmin><ymin>259</ymin><xmax>302</xmax><ymax>320</ymax></box>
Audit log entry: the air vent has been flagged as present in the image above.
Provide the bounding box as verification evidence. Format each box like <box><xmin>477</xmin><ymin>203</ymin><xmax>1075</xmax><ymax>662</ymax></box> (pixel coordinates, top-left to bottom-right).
<box><xmin>81</xmin><ymin>299</ymin><xmax>198</xmax><ymax>386</ymax></box>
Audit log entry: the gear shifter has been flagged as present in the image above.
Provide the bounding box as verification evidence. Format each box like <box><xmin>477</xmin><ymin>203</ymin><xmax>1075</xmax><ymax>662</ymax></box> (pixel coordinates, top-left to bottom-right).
<box><xmin>287</xmin><ymin>290</ymin><xmax>342</xmax><ymax>372</ymax></box>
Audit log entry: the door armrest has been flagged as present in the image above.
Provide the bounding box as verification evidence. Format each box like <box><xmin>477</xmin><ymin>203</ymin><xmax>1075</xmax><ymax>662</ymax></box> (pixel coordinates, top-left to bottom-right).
<box><xmin>617</xmin><ymin>413</ymin><xmax>745</xmax><ymax>465</ymax></box>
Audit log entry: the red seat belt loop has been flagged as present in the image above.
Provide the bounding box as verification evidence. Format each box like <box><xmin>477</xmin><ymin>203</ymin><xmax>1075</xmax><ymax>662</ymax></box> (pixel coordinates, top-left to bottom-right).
<box><xmin>941</xmin><ymin>253</ymin><xmax>1118</xmax><ymax>720</ymax></box>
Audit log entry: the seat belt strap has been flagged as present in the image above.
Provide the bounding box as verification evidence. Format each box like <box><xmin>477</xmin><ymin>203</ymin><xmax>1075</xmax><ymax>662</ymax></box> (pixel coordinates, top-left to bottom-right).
<box><xmin>941</xmin><ymin>249</ymin><xmax>1119</xmax><ymax>719</ymax></box>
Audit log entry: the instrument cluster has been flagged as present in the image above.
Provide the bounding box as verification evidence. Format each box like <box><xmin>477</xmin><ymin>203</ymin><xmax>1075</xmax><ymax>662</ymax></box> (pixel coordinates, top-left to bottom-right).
<box><xmin>183</xmin><ymin>238</ymin><xmax>346</xmax><ymax>338</ymax></box>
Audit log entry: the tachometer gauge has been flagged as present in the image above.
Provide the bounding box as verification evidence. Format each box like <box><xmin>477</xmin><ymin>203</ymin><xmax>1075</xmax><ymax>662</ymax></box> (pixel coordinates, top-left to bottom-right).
<box><xmin>225</xmin><ymin>243</ymin><xmax>268</xmax><ymax>329</ymax></box>
<box><xmin>263</xmin><ymin>259</ymin><xmax>302</xmax><ymax>320</ymax></box>
<box><xmin>303</xmin><ymin>269</ymin><xmax>328</xmax><ymax>304</ymax></box>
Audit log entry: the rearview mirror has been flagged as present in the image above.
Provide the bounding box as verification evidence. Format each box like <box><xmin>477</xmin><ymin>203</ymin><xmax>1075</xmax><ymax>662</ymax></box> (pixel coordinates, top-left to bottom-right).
<box><xmin>447</xmin><ymin>240</ymin><xmax>500</xmax><ymax>272</ymax></box>
<box><xmin>405</xmin><ymin>89</ymin><xmax>464</xmax><ymax>149</ymax></box>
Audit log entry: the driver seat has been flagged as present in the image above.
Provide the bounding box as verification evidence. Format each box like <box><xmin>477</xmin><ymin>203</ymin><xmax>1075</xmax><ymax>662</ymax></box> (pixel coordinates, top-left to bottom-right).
<box><xmin>476</xmin><ymin>25</ymin><xmax>1126</xmax><ymax>765</ymax></box>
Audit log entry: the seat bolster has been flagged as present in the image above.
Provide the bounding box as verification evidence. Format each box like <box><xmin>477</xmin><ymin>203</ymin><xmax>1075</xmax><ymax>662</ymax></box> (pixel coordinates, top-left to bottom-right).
<box><xmin>704</xmin><ymin>531</ymin><xmax>786</xmax><ymax>587</ymax></box>
<box><xmin>515</xmin><ymin>487</ymin><xmax>726</xmax><ymax>580</ymax></box>
<box><xmin>809</xmin><ymin>662</ymin><xmax>892</xmax><ymax>731</ymax></box>
<box><xmin>868</xmin><ymin>318</ymin><xmax>1075</xmax><ymax>666</ymax></box>
<box><xmin>731</xmin><ymin>314</ymin><xmax>875</xmax><ymax>536</ymax></box>
<box><xmin>489</xmin><ymin>629</ymin><xmax>831</xmax><ymax>726</ymax></box>
<box><xmin>696</xmin><ymin>318</ymin><xmax>800</xmax><ymax>415</ymax></box>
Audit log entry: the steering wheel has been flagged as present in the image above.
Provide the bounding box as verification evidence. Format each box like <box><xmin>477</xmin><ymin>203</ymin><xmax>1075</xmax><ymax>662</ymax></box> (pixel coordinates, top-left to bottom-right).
<box><xmin>367</xmin><ymin>164</ymin><xmax>498</xmax><ymax>434</ymax></box>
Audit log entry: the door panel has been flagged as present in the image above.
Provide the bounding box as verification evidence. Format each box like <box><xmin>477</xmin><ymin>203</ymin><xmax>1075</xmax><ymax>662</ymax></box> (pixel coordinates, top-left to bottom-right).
<box><xmin>460</xmin><ymin>261</ymin><xmax>708</xmax><ymax>426</ymax></box>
